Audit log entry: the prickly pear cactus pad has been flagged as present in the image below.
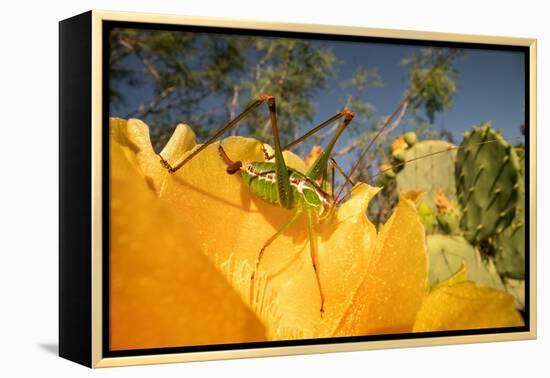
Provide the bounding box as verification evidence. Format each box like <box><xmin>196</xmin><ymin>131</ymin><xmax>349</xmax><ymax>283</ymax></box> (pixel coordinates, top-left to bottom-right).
<box><xmin>455</xmin><ymin>123</ymin><xmax>521</xmax><ymax>245</ymax></box>
<box><xmin>396</xmin><ymin>140</ymin><xmax>457</xmax><ymax>209</ymax></box>
<box><xmin>427</xmin><ymin>235</ymin><xmax>504</xmax><ymax>291</ymax></box>
<box><xmin>494</xmin><ymin>147</ymin><xmax>525</xmax><ymax>279</ymax></box>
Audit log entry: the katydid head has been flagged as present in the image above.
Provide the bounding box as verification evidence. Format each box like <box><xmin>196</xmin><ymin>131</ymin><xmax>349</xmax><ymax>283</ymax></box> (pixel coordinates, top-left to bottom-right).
<box><xmin>226</xmin><ymin>161</ymin><xmax>243</xmax><ymax>174</ymax></box>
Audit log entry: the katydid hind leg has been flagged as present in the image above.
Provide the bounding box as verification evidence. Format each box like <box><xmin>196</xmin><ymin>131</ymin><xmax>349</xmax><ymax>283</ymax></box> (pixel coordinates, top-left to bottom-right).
<box><xmin>264</xmin><ymin>95</ymin><xmax>293</xmax><ymax>209</ymax></box>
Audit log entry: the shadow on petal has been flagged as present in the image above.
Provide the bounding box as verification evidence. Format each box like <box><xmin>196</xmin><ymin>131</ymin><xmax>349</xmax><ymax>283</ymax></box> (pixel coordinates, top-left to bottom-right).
<box><xmin>109</xmin><ymin>123</ymin><xmax>266</xmax><ymax>350</ymax></box>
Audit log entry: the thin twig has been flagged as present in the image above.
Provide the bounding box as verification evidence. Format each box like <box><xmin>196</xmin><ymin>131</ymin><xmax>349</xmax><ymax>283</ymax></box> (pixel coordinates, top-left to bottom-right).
<box><xmin>128</xmin><ymin>85</ymin><xmax>178</xmax><ymax>119</ymax></box>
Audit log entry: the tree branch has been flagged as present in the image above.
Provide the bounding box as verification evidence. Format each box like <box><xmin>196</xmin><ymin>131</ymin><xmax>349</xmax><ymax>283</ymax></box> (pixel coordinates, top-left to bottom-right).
<box><xmin>127</xmin><ymin>85</ymin><xmax>177</xmax><ymax>119</ymax></box>
<box><xmin>380</xmin><ymin>98</ymin><xmax>410</xmax><ymax>139</ymax></box>
<box><xmin>333</xmin><ymin>138</ymin><xmax>360</xmax><ymax>157</ymax></box>
<box><xmin>229</xmin><ymin>84</ymin><xmax>241</xmax><ymax>135</ymax></box>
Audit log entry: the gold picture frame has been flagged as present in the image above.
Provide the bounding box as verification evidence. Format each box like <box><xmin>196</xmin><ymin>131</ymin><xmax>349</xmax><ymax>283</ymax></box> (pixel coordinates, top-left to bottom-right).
<box><xmin>59</xmin><ymin>10</ymin><xmax>537</xmax><ymax>368</ymax></box>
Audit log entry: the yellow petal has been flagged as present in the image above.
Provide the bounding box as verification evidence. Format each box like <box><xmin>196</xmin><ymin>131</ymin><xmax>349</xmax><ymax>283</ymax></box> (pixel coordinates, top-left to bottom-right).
<box><xmin>160</xmin><ymin>123</ymin><xmax>197</xmax><ymax>158</ymax></box>
<box><xmin>119</xmin><ymin>121</ymin><xmax>306</xmax><ymax>338</ymax></box>
<box><xmin>310</xmin><ymin>183</ymin><xmax>379</xmax><ymax>336</ymax></box>
<box><xmin>413</xmin><ymin>281</ymin><xmax>524</xmax><ymax>332</ymax></box>
<box><xmin>109</xmin><ymin>129</ymin><xmax>265</xmax><ymax>350</ymax></box>
<box><xmin>335</xmin><ymin>191</ymin><xmax>428</xmax><ymax>336</ymax></box>
<box><xmin>110</xmin><ymin>118</ymin><xmax>171</xmax><ymax>194</ymax></box>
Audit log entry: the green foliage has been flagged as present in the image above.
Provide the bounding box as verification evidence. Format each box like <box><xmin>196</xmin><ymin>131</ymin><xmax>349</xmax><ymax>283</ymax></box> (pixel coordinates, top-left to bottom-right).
<box><xmin>396</xmin><ymin>140</ymin><xmax>457</xmax><ymax>209</ymax></box>
<box><xmin>402</xmin><ymin>48</ymin><xmax>461</xmax><ymax>123</ymax></box>
<box><xmin>109</xmin><ymin>28</ymin><xmax>249</xmax><ymax>147</ymax></box>
<box><xmin>455</xmin><ymin>123</ymin><xmax>521</xmax><ymax>245</ymax></box>
<box><xmin>241</xmin><ymin>39</ymin><xmax>337</xmax><ymax>145</ymax></box>
<box><xmin>340</xmin><ymin>67</ymin><xmax>382</xmax><ymax>125</ymax></box>
<box><xmin>109</xmin><ymin>30</ymin><xmax>337</xmax><ymax>149</ymax></box>
<box><xmin>427</xmin><ymin>235</ymin><xmax>504</xmax><ymax>291</ymax></box>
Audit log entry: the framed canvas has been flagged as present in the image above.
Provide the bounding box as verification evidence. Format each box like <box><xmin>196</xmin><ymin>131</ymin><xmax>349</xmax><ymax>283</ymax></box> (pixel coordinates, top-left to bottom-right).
<box><xmin>59</xmin><ymin>10</ymin><xmax>537</xmax><ymax>368</ymax></box>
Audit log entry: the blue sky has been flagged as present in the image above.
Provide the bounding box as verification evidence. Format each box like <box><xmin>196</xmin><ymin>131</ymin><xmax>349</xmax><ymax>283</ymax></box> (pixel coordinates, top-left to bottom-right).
<box><xmin>111</xmin><ymin>32</ymin><xmax>525</xmax><ymax>153</ymax></box>
<box><xmin>309</xmin><ymin>41</ymin><xmax>525</xmax><ymax>142</ymax></box>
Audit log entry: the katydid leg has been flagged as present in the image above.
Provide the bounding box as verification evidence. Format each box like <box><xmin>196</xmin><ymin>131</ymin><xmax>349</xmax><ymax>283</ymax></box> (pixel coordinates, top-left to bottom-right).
<box><xmin>265</xmin><ymin>109</ymin><xmax>353</xmax><ymax>160</ymax></box>
<box><xmin>250</xmin><ymin>209</ymin><xmax>303</xmax><ymax>305</ymax></box>
<box><xmin>307</xmin><ymin>109</ymin><xmax>354</xmax><ymax>181</ymax></box>
<box><xmin>306</xmin><ymin>208</ymin><xmax>325</xmax><ymax>316</ymax></box>
<box><xmin>330</xmin><ymin>161</ymin><xmax>335</xmax><ymax>199</ymax></box>
<box><xmin>276</xmin><ymin>112</ymin><xmax>347</xmax><ymax>155</ymax></box>
<box><xmin>330</xmin><ymin>157</ymin><xmax>355</xmax><ymax>189</ymax></box>
<box><xmin>325</xmin><ymin>156</ymin><xmax>352</xmax><ymax>200</ymax></box>
<box><xmin>263</xmin><ymin>95</ymin><xmax>293</xmax><ymax>209</ymax></box>
<box><xmin>159</xmin><ymin>95</ymin><xmax>272</xmax><ymax>173</ymax></box>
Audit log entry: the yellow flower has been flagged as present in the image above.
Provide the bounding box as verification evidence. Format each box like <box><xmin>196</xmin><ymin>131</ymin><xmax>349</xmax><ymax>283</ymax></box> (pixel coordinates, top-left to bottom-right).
<box><xmin>109</xmin><ymin>118</ymin><xmax>523</xmax><ymax>349</ymax></box>
<box><xmin>304</xmin><ymin>145</ymin><xmax>322</xmax><ymax>168</ymax></box>
<box><xmin>391</xmin><ymin>136</ymin><xmax>408</xmax><ymax>154</ymax></box>
<box><xmin>435</xmin><ymin>189</ymin><xmax>451</xmax><ymax>212</ymax></box>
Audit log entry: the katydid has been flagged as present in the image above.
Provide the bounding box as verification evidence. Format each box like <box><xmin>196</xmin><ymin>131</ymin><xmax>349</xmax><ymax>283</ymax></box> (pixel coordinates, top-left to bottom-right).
<box><xmin>159</xmin><ymin>94</ymin><xmax>355</xmax><ymax>316</ymax></box>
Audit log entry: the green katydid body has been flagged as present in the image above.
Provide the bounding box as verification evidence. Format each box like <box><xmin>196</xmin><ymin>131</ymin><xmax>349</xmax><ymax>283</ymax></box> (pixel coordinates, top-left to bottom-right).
<box><xmin>240</xmin><ymin>161</ymin><xmax>334</xmax><ymax>216</ymax></box>
<box><xmin>234</xmin><ymin>99</ymin><xmax>351</xmax><ymax>219</ymax></box>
